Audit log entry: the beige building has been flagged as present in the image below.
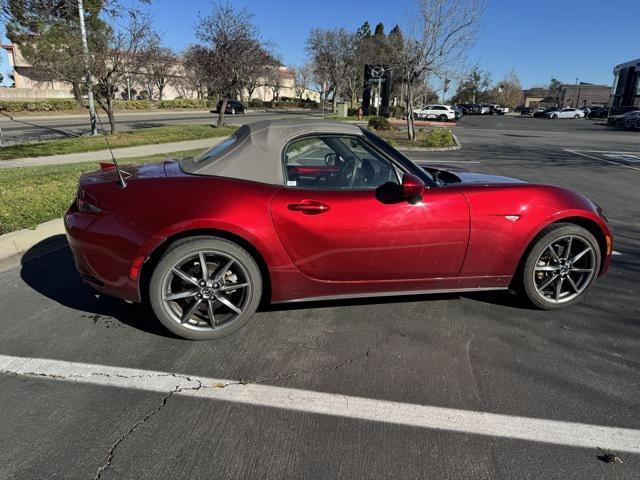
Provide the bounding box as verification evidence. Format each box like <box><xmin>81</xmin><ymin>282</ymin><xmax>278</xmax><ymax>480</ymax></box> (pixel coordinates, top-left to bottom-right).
<box><xmin>1</xmin><ymin>43</ymin><xmax>319</xmax><ymax>103</ymax></box>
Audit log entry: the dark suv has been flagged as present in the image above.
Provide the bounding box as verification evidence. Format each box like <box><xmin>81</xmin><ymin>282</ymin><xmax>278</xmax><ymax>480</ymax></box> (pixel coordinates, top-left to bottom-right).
<box><xmin>213</xmin><ymin>100</ymin><xmax>247</xmax><ymax>115</ymax></box>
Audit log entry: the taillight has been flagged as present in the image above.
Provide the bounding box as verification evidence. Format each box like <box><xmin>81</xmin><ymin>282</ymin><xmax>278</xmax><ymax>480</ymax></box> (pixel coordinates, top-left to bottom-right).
<box><xmin>77</xmin><ymin>188</ymin><xmax>102</xmax><ymax>214</ymax></box>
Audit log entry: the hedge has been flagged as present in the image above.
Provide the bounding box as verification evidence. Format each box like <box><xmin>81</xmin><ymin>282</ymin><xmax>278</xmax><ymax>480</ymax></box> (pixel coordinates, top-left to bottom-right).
<box><xmin>368</xmin><ymin>116</ymin><xmax>391</xmax><ymax>130</ymax></box>
<box><xmin>111</xmin><ymin>100</ymin><xmax>153</xmax><ymax>110</ymax></box>
<box><xmin>158</xmin><ymin>98</ymin><xmax>208</xmax><ymax>109</ymax></box>
<box><xmin>0</xmin><ymin>99</ymin><xmax>79</xmax><ymax>112</ymax></box>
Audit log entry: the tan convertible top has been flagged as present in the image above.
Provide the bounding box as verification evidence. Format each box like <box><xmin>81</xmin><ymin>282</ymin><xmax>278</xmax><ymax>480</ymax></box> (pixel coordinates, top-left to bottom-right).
<box><xmin>180</xmin><ymin>118</ymin><xmax>363</xmax><ymax>185</ymax></box>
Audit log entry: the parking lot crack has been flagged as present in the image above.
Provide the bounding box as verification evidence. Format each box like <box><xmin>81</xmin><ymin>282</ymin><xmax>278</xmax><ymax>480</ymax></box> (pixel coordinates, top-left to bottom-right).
<box><xmin>247</xmin><ymin>340</ymin><xmax>387</xmax><ymax>385</ymax></box>
<box><xmin>92</xmin><ymin>373</ymin><xmax>202</xmax><ymax>480</ymax></box>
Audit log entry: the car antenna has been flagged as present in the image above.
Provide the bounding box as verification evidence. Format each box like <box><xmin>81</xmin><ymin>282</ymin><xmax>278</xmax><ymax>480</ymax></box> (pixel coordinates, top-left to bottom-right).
<box><xmin>94</xmin><ymin>109</ymin><xmax>127</xmax><ymax>189</ymax></box>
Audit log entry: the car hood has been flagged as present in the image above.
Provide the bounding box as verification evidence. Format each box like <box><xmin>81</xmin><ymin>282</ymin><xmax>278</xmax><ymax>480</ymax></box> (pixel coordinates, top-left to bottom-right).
<box><xmin>418</xmin><ymin>163</ymin><xmax>528</xmax><ymax>185</ymax></box>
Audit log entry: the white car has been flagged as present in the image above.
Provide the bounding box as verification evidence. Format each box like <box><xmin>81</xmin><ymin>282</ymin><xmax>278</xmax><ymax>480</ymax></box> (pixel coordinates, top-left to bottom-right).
<box><xmin>413</xmin><ymin>105</ymin><xmax>456</xmax><ymax>121</ymax></box>
<box><xmin>545</xmin><ymin>107</ymin><xmax>585</xmax><ymax>119</ymax></box>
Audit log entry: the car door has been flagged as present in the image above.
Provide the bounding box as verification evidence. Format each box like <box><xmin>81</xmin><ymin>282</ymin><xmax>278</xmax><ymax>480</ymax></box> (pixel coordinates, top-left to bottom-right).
<box><xmin>270</xmin><ymin>134</ymin><xmax>470</xmax><ymax>282</ymax></box>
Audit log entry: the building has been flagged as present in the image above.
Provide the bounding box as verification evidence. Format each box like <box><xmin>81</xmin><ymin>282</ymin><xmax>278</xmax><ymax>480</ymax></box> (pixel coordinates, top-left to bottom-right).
<box><xmin>1</xmin><ymin>43</ymin><xmax>319</xmax><ymax>103</ymax></box>
<box><xmin>522</xmin><ymin>83</ymin><xmax>610</xmax><ymax>108</ymax></box>
<box><xmin>611</xmin><ymin>58</ymin><xmax>640</xmax><ymax>109</ymax></box>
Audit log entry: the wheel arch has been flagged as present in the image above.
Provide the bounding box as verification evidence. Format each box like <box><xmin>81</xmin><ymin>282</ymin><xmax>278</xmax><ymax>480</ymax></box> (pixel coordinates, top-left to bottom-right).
<box><xmin>139</xmin><ymin>228</ymin><xmax>272</xmax><ymax>307</ymax></box>
<box><xmin>511</xmin><ymin>215</ymin><xmax>608</xmax><ymax>288</ymax></box>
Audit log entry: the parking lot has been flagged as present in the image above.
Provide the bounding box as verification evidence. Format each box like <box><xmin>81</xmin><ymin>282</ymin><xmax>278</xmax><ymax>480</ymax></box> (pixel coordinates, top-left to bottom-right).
<box><xmin>1</xmin><ymin>114</ymin><xmax>639</xmax><ymax>479</ymax></box>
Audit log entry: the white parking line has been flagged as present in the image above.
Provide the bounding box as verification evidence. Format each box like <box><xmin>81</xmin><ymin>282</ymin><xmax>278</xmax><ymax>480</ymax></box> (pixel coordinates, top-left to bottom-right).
<box><xmin>1</xmin><ymin>354</ymin><xmax>639</xmax><ymax>453</ymax></box>
<box><xmin>565</xmin><ymin>149</ymin><xmax>640</xmax><ymax>172</ymax></box>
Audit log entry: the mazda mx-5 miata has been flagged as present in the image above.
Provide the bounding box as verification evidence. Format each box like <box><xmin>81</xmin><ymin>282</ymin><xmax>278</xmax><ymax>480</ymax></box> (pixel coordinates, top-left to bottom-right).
<box><xmin>65</xmin><ymin>119</ymin><xmax>613</xmax><ymax>340</ymax></box>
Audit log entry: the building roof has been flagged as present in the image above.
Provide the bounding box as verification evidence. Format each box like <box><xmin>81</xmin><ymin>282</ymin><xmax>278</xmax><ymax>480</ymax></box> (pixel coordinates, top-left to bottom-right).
<box><xmin>180</xmin><ymin>118</ymin><xmax>363</xmax><ymax>185</ymax></box>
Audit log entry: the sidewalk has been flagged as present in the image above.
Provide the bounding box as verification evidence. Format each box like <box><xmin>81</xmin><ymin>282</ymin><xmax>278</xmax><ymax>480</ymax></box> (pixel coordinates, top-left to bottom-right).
<box><xmin>0</xmin><ymin>137</ymin><xmax>224</xmax><ymax>169</ymax></box>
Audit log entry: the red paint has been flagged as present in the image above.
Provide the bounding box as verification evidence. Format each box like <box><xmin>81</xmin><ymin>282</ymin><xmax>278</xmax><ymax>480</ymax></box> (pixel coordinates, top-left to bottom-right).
<box><xmin>65</xmin><ymin>158</ymin><xmax>612</xmax><ymax>305</ymax></box>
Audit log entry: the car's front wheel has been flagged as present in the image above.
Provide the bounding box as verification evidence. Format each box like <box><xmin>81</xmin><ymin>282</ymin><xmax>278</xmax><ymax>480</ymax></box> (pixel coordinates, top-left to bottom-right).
<box><xmin>520</xmin><ymin>224</ymin><xmax>600</xmax><ymax>310</ymax></box>
<box><xmin>149</xmin><ymin>236</ymin><xmax>262</xmax><ymax>340</ymax></box>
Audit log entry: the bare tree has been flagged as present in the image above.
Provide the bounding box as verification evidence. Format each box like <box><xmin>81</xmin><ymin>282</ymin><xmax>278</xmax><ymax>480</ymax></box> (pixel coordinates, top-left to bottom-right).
<box><xmin>183</xmin><ymin>45</ymin><xmax>210</xmax><ymax>100</ymax></box>
<box><xmin>391</xmin><ymin>0</ymin><xmax>485</xmax><ymax>140</ymax></box>
<box><xmin>306</xmin><ymin>28</ymin><xmax>354</xmax><ymax>112</ymax></box>
<box><xmin>141</xmin><ymin>37</ymin><xmax>178</xmax><ymax>101</ymax></box>
<box><xmin>193</xmin><ymin>3</ymin><xmax>266</xmax><ymax>127</ymax></box>
<box><xmin>265</xmin><ymin>65</ymin><xmax>286</xmax><ymax>103</ymax></box>
<box><xmin>91</xmin><ymin>10</ymin><xmax>153</xmax><ymax>133</ymax></box>
<box><xmin>291</xmin><ymin>64</ymin><xmax>312</xmax><ymax>101</ymax></box>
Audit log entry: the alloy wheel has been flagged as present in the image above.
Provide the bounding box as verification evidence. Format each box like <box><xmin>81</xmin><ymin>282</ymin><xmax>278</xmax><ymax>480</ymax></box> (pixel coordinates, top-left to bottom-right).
<box><xmin>532</xmin><ymin>235</ymin><xmax>596</xmax><ymax>304</ymax></box>
<box><xmin>160</xmin><ymin>250</ymin><xmax>252</xmax><ymax>331</ymax></box>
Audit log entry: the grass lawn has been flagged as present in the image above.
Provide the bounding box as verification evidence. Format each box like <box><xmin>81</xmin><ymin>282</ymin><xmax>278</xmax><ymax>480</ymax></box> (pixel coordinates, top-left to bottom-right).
<box><xmin>377</xmin><ymin>127</ymin><xmax>456</xmax><ymax>149</ymax></box>
<box><xmin>0</xmin><ymin>124</ymin><xmax>237</xmax><ymax>161</ymax></box>
<box><xmin>0</xmin><ymin>149</ymin><xmax>203</xmax><ymax>235</ymax></box>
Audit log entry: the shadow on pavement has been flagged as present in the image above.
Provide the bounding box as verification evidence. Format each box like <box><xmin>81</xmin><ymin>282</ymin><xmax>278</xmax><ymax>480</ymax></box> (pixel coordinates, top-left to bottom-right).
<box><xmin>20</xmin><ymin>235</ymin><xmax>176</xmax><ymax>338</ymax></box>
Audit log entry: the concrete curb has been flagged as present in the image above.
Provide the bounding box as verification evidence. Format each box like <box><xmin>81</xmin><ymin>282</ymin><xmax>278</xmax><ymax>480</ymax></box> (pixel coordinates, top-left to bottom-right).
<box><xmin>0</xmin><ymin>219</ymin><xmax>66</xmax><ymax>265</ymax></box>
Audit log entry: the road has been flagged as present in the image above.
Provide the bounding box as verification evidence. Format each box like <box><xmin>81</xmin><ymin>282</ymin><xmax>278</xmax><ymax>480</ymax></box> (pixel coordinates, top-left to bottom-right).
<box><xmin>0</xmin><ymin>109</ymin><xmax>314</xmax><ymax>145</ymax></box>
<box><xmin>1</xmin><ymin>115</ymin><xmax>639</xmax><ymax>479</ymax></box>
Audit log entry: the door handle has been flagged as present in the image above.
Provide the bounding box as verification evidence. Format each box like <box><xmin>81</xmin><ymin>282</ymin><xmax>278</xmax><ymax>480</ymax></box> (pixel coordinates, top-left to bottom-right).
<box><xmin>287</xmin><ymin>201</ymin><xmax>330</xmax><ymax>215</ymax></box>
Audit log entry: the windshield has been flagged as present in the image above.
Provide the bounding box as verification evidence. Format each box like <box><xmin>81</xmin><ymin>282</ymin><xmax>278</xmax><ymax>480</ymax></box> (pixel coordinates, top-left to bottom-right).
<box><xmin>361</xmin><ymin>128</ymin><xmax>436</xmax><ymax>186</ymax></box>
<box><xmin>192</xmin><ymin>136</ymin><xmax>237</xmax><ymax>163</ymax></box>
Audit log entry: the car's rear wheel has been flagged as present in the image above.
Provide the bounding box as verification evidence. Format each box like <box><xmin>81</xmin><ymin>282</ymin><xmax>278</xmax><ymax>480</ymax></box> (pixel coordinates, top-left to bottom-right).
<box><xmin>439</xmin><ymin>114</ymin><xmax>448</xmax><ymax>122</ymax></box>
<box><xmin>574</xmin><ymin>114</ymin><xmax>580</xmax><ymax>119</ymax></box>
<box><xmin>520</xmin><ymin>224</ymin><xmax>600</xmax><ymax>310</ymax></box>
<box><xmin>149</xmin><ymin>237</ymin><xmax>262</xmax><ymax>340</ymax></box>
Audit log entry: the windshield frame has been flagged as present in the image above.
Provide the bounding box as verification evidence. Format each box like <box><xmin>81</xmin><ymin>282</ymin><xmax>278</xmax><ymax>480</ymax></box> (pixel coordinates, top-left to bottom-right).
<box><xmin>360</xmin><ymin>127</ymin><xmax>437</xmax><ymax>188</ymax></box>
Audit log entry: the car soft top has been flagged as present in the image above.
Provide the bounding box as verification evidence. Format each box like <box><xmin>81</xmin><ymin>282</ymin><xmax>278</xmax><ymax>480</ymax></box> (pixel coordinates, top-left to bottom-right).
<box><xmin>180</xmin><ymin>118</ymin><xmax>363</xmax><ymax>185</ymax></box>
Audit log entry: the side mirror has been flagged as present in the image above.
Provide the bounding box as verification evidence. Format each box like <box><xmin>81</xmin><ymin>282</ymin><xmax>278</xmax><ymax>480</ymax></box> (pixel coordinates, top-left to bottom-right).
<box><xmin>401</xmin><ymin>173</ymin><xmax>425</xmax><ymax>201</ymax></box>
<box><xmin>325</xmin><ymin>152</ymin><xmax>338</xmax><ymax>166</ymax></box>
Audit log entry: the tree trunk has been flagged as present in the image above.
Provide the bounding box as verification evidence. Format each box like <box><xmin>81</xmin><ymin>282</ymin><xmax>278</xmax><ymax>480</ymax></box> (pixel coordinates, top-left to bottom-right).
<box><xmin>158</xmin><ymin>84</ymin><xmax>164</xmax><ymax>101</ymax></box>
<box><xmin>71</xmin><ymin>81</ymin><xmax>84</xmax><ymax>109</ymax></box>
<box><xmin>217</xmin><ymin>98</ymin><xmax>227</xmax><ymax>128</ymax></box>
<box><xmin>332</xmin><ymin>91</ymin><xmax>337</xmax><ymax>113</ymax></box>
<box><xmin>406</xmin><ymin>87</ymin><xmax>415</xmax><ymax>141</ymax></box>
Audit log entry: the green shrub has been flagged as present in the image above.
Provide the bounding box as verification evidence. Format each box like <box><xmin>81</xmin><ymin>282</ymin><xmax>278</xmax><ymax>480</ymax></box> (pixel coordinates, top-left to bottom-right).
<box><xmin>368</xmin><ymin>116</ymin><xmax>391</xmax><ymax>130</ymax></box>
<box><xmin>248</xmin><ymin>99</ymin><xmax>263</xmax><ymax>108</ymax></box>
<box><xmin>389</xmin><ymin>105</ymin><xmax>405</xmax><ymax>118</ymax></box>
<box><xmin>112</xmin><ymin>100</ymin><xmax>152</xmax><ymax>110</ymax></box>
<box><xmin>158</xmin><ymin>99</ymin><xmax>207</xmax><ymax>109</ymax></box>
<box><xmin>424</xmin><ymin>127</ymin><xmax>454</xmax><ymax>148</ymax></box>
<box><xmin>0</xmin><ymin>99</ymin><xmax>79</xmax><ymax>112</ymax></box>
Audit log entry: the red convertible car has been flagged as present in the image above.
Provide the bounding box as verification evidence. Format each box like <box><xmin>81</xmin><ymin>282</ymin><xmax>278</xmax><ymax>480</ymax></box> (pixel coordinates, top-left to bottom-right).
<box><xmin>65</xmin><ymin>119</ymin><xmax>612</xmax><ymax>340</ymax></box>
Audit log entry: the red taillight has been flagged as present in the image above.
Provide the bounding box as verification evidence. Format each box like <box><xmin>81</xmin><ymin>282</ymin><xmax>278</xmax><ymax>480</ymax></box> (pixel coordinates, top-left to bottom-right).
<box><xmin>99</xmin><ymin>162</ymin><xmax>116</xmax><ymax>171</ymax></box>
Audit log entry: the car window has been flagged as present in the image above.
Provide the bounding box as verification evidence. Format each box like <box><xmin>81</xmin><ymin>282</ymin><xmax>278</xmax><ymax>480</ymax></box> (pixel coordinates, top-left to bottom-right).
<box><xmin>192</xmin><ymin>136</ymin><xmax>237</xmax><ymax>163</ymax></box>
<box><xmin>284</xmin><ymin>135</ymin><xmax>400</xmax><ymax>189</ymax></box>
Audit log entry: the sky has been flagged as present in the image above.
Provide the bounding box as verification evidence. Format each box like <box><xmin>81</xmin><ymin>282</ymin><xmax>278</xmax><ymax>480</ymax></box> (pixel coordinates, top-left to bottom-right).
<box><xmin>3</xmin><ymin>0</ymin><xmax>640</xmax><ymax>89</ymax></box>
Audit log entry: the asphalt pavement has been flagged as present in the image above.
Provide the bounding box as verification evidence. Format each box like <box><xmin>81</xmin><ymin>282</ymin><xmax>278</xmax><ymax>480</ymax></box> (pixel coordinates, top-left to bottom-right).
<box><xmin>1</xmin><ymin>115</ymin><xmax>639</xmax><ymax>479</ymax></box>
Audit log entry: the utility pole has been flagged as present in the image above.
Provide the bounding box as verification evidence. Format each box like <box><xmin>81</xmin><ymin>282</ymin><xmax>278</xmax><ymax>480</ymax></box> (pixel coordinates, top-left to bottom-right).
<box><xmin>77</xmin><ymin>0</ymin><xmax>98</xmax><ymax>135</ymax></box>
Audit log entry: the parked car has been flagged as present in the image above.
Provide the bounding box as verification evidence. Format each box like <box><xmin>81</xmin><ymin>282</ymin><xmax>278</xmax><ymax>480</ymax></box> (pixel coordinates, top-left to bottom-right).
<box><xmin>588</xmin><ymin>107</ymin><xmax>609</xmax><ymax>119</ymax></box>
<box><xmin>213</xmin><ymin>100</ymin><xmax>247</xmax><ymax>115</ymax></box>
<box><xmin>65</xmin><ymin>118</ymin><xmax>612</xmax><ymax>340</ymax></box>
<box><xmin>479</xmin><ymin>105</ymin><xmax>491</xmax><ymax>115</ymax></box>
<box><xmin>545</xmin><ymin>108</ymin><xmax>585</xmax><ymax>119</ymax></box>
<box><xmin>607</xmin><ymin>110</ymin><xmax>640</xmax><ymax>126</ymax></box>
<box><xmin>533</xmin><ymin>107</ymin><xmax>555</xmax><ymax>118</ymax></box>
<box><xmin>452</xmin><ymin>106</ymin><xmax>463</xmax><ymax>120</ymax></box>
<box><xmin>618</xmin><ymin>111</ymin><xmax>640</xmax><ymax>129</ymax></box>
<box><xmin>520</xmin><ymin>107</ymin><xmax>533</xmax><ymax>116</ymax></box>
<box><xmin>413</xmin><ymin>104</ymin><xmax>456</xmax><ymax>121</ymax></box>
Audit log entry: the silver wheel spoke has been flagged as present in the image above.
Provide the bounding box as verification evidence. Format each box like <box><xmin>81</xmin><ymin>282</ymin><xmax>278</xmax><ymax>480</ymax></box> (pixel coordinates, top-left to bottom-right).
<box><xmin>198</xmin><ymin>252</ymin><xmax>209</xmax><ymax>280</ymax></box>
<box><xmin>215</xmin><ymin>294</ymin><xmax>242</xmax><ymax>314</ymax></box>
<box><xmin>547</xmin><ymin>245</ymin><xmax>561</xmax><ymax>263</ymax></box>
<box><xmin>164</xmin><ymin>290</ymin><xmax>197</xmax><ymax>301</ymax></box>
<box><xmin>538</xmin><ymin>274</ymin><xmax>558</xmax><ymax>291</ymax></box>
<box><xmin>206</xmin><ymin>299</ymin><xmax>216</xmax><ymax>328</ymax></box>
<box><xmin>571</xmin><ymin>267</ymin><xmax>593</xmax><ymax>273</ymax></box>
<box><xmin>212</xmin><ymin>259</ymin><xmax>234</xmax><ymax>284</ymax></box>
<box><xmin>220</xmin><ymin>283</ymin><xmax>249</xmax><ymax>292</ymax></box>
<box><xmin>171</xmin><ymin>267</ymin><xmax>199</xmax><ymax>287</ymax></box>
<box><xmin>570</xmin><ymin>247</ymin><xmax>591</xmax><ymax>264</ymax></box>
<box><xmin>181</xmin><ymin>298</ymin><xmax>202</xmax><ymax>324</ymax></box>
<box><xmin>566</xmin><ymin>275</ymin><xmax>579</xmax><ymax>293</ymax></box>
<box><xmin>564</xmin><ymin>236</ymin><xmax>573</xmax><ymax>260</ymax></box>
<box><xmin>554</xmin><ymin>277</ymin><xmax>564</xmax><ymax>301</ymax></box>
<box><xmin>534</xmin><ymin>265</ymin><xmax>557</xmax><ymax>272</ymax></box>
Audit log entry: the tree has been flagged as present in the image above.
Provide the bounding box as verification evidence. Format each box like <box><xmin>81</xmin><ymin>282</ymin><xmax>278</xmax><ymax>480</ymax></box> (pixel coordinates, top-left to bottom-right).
<box><xmin>140</xmin><ymin>37</ymin><xmax>178</xmax><ymax>101</ymax></box>
<box><xmin>193</xmin><ymin>2</ymin><xmax>267</xmax><ymax>127</ymax></box>
<box><xmin>356</xmin><ymin>21</ymin><xmax>371</xmax><ymax>39</ymax></box>
<box><xmin>265</xmin><ymin>65</ymin><xmax>285</xmax><ymax>103</ymax></box>
<box><xmin>306</xmin><ymin>28</ymin><xmax>355</xmax><ymax>112</ymax></box>
<box><xmin>391</xmin><ymin>0</ymin><xmax>485</xmax><ymax>140</ymax></box>
<box><xmin>291</xmin><ymin>64</ymin><xmax>312</xmax><ymax>101</ymax></box>
<box><xmin>4</xmin><ymin>0</ymin><xmax>106</xmax><ymax>109</ymax></box>
<box><xmin>494</xmin><ymin>70</ymin><xmax>523</xmax><ymax>108</ymax></box>
<box><xmin>183</xmin><ymin>45</ymin><xmax>210</xmax><ymax>100</ymax></box>
<box><xmin>549</xmin><ymin>77</ymin><xmax>562</xmax><ymax>107</ymax></box>
<box><xmin>90</xmin><ymin>10</ymin><xmax>153</xmax><ymax>133</ymax></box>
<box><xmin>452</xmin><ymin>66</ymin><xmax>491</xmax><ymax>104</ymax></box>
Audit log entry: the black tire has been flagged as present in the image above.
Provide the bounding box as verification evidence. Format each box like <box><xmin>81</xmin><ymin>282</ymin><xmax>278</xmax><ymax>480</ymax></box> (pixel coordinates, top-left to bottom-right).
<box><xmin>439</xmin><ymin>114</ymin><xmax>448</xmax><ymax>122</ymax></box>
<box><xmin>519</xmin><ymin>223</ymin><xmax>600</xmax><ymax>310</ymax></box>
<box><xmin>149</xmin><ymin>236</ymin><xmax>262</xmax><ymax>340</ymax></box>
<box><xmin>574</xmin><ymin>114</ymin><xmax>579</xmax><ymax>119</ymax></box>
